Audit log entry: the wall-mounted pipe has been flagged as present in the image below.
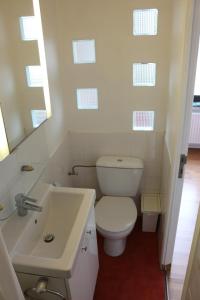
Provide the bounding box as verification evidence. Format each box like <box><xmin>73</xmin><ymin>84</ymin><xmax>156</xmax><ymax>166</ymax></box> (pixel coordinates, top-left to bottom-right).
<box><xmin>68</xmin><ymin>164</ymin><xmax>96</xmax><ymax>176</ymax></box>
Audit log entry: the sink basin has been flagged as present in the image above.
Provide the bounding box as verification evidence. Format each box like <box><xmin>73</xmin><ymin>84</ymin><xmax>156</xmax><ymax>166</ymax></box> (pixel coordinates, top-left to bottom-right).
<box><xmin>14</xmin><ymin>190</ymin><xmax>83</xmax><ymax>259</ymax></box>
<box><xmin>1</xmin><ymin>184</ymin><xmax>96</xmax><ymax>278</ymax></box>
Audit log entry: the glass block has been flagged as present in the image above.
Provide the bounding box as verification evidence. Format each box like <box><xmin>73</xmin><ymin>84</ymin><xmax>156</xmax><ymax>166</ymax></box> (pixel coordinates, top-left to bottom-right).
<box><xmin>19</xmin><ymin>16</ymin><xmax>38</xmax><ymax>41</ymax></box>
<box><xmin>31</xmin><ymin>110</ymin><xmax>47</xmax><ymax>128</ymax></box>
<box><xmin>133</xmin><ymin>9</ymin><xmax>158</xmax><ymax>36</ymax></box>
<box><xmin>133</xmin><ymin>63</ymin><xmax>156</xmax><ymax>86</ymax></box>
<box><xmin>73</xmin><ymin>40</ymin><xmax>96</xmax><ymax>64</ymax></box>
<box><xmin>76</xmin><ymin>88</ymin><xmax>98</xmax><ymax>109</ymax></box>
<box><xmin>26</xmin><ymin>66</ymin><xmax>43</xmax><ymax>87</ymax></box>
<box><xmin>133</xmin><ymin>111</ymin><xmax>155</xmax><ymax>131</ymax></box>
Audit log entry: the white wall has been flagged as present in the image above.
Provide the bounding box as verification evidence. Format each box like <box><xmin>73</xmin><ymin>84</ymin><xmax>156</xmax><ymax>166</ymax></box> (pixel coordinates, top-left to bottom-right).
<box><xmin>50</xmin><ymin>0</ymin><xmax>172</xmax><ymax>198</ymax></box>
<box><xmin>0</xmin><ymin>0</ymin><xmax>71</xmax><ymax>220</ymax></box>
<box><xmin>0</xmin><ymin>0</ymin><xmax>174</xmax><ymax>215</ymax></box>
<box><xmin>57</xmin><ymin>0</ymin><xmax>171</xmax><ymax>133</ymax></box>
<box><xmin>69</xmin><ymin>131</ymin><xmax>163</xmax><ymax>210</ymax></box>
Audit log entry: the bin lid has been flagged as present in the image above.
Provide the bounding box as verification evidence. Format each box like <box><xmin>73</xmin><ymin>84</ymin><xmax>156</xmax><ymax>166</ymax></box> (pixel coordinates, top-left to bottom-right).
<box><xmin>141</xmin><ymin>193</ymin><xmax>161</xmax><ymax>213</ymax></box>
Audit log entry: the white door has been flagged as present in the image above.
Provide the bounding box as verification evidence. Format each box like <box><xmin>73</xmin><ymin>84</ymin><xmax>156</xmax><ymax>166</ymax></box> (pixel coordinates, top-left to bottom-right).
<box><xmin>161</xmin><ymin>0</ymin><xmax>200</xmax><ymax>267</ymax></box>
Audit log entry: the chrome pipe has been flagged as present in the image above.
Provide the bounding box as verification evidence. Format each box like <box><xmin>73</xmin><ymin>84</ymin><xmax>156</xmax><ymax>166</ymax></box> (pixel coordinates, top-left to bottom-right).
<box><xmin>68</xmin><ymin>164</ymin><xmax>96</xmax><ymax>176</ymax></box>
<box><xmin>24</xmin><ymin>277</ymin><xmax>66</xmax><ymax>300</ymax></box>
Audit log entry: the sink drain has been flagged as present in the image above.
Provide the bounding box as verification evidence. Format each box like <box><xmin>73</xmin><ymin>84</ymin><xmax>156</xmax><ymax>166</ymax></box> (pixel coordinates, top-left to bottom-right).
<box><xmin>44</xmin><ymin>233</ymin><xmax>55</xmax><ymax>243</ymax></box>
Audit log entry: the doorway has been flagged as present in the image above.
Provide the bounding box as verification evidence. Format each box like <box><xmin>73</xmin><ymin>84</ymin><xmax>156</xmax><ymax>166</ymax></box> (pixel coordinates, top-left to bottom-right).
<box><xmin>168</xmin><ymin>149</ymin><xmax>200</xmax><ymax>299</ymax></box>
<box><xmin>167</xmin><ymin>30</ymin><xmax>200</xmax><ymax>299</ymax></box>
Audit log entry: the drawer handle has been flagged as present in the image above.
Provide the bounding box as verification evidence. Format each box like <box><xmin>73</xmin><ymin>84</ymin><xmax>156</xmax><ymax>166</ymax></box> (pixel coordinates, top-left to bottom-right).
<box><xmin>86</xmin><ymin>230</ymin><xmax>92</xmax><ymax>235</ymax></box>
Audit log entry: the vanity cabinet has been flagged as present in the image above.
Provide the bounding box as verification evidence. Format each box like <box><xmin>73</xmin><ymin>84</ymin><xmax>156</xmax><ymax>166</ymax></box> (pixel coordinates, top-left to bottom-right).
<box><xmin>16</xmin><ymin>273</ymin><xmax>68</xmax><ymax>300</ymax></box>
<box><xmin>68</xmin><ymin>207</ymin><xmax>99</xmax><ymax>300</ymax></box>
<box><xmin>16</xmin><ymin>206</ymin><xmax>99</xmax><ymax>300</ymax></box>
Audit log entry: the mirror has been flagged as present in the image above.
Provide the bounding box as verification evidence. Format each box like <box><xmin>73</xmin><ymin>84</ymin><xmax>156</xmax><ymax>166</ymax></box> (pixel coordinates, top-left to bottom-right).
<box><xmin>0</xmin><ymin>0</ymin><xmax>51</xmax><ymax>152</ymax></box>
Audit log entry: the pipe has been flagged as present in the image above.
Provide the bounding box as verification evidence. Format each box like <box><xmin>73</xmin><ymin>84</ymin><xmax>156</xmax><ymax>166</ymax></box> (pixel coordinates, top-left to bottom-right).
<box><xmin>68</xmin><ymin>164</ymin><xmax>96</xmax><ymax>176</ymax></box>
<box><xmin>24</xmin><ymin>277</ymin><xmax>66</xmax><ymax>300</ymax></box>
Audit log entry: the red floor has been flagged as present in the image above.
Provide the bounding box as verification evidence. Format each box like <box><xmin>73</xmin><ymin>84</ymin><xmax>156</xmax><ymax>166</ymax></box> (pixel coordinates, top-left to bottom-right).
<box><xmin>94</xmin><ymin>218</ymin><xmax>165</xmax><ymax>300</ymax></box>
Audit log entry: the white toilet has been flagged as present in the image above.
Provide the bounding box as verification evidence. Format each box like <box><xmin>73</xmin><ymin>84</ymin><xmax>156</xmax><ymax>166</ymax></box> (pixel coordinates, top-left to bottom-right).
<box><xmin>95</xmin><ymin>156</ymin><xmax>144</xmax><ymax>257</ymax></box>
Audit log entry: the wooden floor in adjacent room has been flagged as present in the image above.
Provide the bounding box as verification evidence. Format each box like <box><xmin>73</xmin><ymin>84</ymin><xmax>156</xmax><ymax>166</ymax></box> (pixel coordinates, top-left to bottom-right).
<box><xmin>168</xmin><ymin>149</ymin><xmax>200</xmax><ymax>300</ymax></box>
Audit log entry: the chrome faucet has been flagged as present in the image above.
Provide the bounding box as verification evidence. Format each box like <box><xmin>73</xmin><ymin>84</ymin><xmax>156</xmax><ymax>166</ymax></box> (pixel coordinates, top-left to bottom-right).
<box><xmin>15</xmin><ymin>193</ymin><xmax>43</xmax><ymax>216</ymax></box>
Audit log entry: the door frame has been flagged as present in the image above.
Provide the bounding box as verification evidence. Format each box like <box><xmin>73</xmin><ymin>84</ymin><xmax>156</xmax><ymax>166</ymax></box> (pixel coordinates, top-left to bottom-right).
<box><xmin>161</xmin><ymin>0</ymin><xmax>200</xmax><ymax>267</ymax></box>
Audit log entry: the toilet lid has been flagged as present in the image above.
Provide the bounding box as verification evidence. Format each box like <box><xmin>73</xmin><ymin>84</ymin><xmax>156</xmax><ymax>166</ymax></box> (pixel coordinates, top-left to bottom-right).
<box><xmin>95</xmin><ymin>196</ymin><xmax>137</xmax><ymax>233</ymax></box>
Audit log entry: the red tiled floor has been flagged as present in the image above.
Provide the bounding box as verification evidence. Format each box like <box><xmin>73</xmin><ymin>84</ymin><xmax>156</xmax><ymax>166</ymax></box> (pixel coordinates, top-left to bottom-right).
<box><xmin>94</xmin><ymin>218</ymin><xmax>165</xmax><ymax>300</ymax></box>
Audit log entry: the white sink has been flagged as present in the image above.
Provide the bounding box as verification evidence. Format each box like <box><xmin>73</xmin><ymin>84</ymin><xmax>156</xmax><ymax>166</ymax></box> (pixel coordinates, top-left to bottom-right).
<box><xmin>1</xmin><ymin>184</ymin><xmax>96</xmax><ymax>278</ymax></box>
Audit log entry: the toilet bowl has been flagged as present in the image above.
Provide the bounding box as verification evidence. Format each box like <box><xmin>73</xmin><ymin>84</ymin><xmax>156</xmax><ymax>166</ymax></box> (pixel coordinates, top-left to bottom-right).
<box><xmin>95</xmin><ymin>196</ymin><xmax>137</xmax><ymax>256</ymax></box>
<box><xmin>95</xmin><ymin>156</ymin><xmax>143</xmax><ymax>256</ymax></box>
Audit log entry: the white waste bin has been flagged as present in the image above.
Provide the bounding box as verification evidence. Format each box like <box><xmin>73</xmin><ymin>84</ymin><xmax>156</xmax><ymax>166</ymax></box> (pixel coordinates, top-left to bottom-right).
<box><xmin>141</xmin><ymin>193</ymin><xmax>161</xmax><ymax>232</ymax></box>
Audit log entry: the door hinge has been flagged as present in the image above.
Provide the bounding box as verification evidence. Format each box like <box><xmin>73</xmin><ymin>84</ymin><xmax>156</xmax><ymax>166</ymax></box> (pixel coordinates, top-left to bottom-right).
<box><xmin>178</xmin><ymin>154</ymin><xmax>187</xmax><ymax>178</ymax></box>
<box><xmin>160</xmin><ymin>263</ymin><xmax>171</xmax><ymax>272</ymax></box>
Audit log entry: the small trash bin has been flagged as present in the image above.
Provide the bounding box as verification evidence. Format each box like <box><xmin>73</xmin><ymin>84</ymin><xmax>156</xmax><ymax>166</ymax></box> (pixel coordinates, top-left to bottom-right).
<box><xmin>141</xmin><ymin>193</ymin><xmax>161</xmax><ymax>232</ymax></box>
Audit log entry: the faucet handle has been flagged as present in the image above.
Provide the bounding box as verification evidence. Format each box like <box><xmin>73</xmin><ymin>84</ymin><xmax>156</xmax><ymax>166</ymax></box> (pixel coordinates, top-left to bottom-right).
<box><xmin>15</xmin><ymin>193</ymin><xmax>37</xmax><ymax>204</ymax></box>
<box><xmin>24</xmin><ymin>196</ymin><xmax>37</xmax><ymax>203</ymax></box>
<box><xmin>15</xmin><ymin>193</ymin><xmax>42</xmax><ymax>216</ymax></box>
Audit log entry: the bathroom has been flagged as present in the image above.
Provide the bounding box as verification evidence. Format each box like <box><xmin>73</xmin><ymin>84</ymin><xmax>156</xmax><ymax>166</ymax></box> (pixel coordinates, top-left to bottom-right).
<box><xmin>0</xmin><ymin>0</ymin><xmax>199</xmax><ymax>299</ymax></box>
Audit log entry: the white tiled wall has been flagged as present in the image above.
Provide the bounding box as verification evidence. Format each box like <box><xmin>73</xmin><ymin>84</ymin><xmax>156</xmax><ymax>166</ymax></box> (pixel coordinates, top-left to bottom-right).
<box><xmin>68</xmin><ymin>131</ymin><xmax>164</xmax><ymax>202</ymax></box>
<box><xmin>0</xmin><ymin>129</ymin><xmax>164</xmax><ymax>219</ymax></box>
<box><xmin>0</xmin><ymin>129</ymin><xmax>72</xmax><ymax>220</ymax></box>
<box><xmin>0</xmin><ymin>0</ymin><xmax>71</xmax><ymax>221</ymax></box>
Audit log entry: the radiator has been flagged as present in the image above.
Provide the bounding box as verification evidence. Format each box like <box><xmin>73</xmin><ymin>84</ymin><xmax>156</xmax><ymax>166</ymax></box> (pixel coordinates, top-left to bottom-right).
<box><xmin>189</xmin><ymin>112</ymin><xmax>200</xmax><ymax>146</ymax></box>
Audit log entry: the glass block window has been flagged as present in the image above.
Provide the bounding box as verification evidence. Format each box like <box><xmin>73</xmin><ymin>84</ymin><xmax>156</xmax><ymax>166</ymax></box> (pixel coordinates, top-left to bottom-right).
<box><xmin>133</xmin><ymin>63</ymin><xmax>156</xmax><ymax>86</ymax></box>
<box><xmin>26</xmin><ymin>66</ymin><xmax>43</xmax><ymax>87</ymax></box>
<box><xmin>31</xmin><ymin>110</ymin><xmax>47</xmax><ymax>128</ymax></box>
<box><xmin>132</xmin><ymin>111</ymin><xmax>155</xmax><ymax>131</ymax></box>
<box><xmin>133</xmin><ymin>9</ymin><xmax>158</xmax><ymax>36</ymax></box>
<box><xmin>72</xmin><ymin>40</ymin><xmax>96</xmax><ymax>64</ymax></box>
<box><xmin>76</xmin><ymin>88</ymin><xmax>98</xmax><ymax>109</ymax></box>
<box><xmin>19</xmin><ymin>16</ymin><xmax>38</xmax><ymax>41</ymax></box>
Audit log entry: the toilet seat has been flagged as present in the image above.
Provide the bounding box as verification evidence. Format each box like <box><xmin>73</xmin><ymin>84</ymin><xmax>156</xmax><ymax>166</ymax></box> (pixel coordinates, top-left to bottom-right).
<box><xmin>95</xmin><ymin>196</ymin><xmax>137</xmax><ymax>233</ymax></box>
